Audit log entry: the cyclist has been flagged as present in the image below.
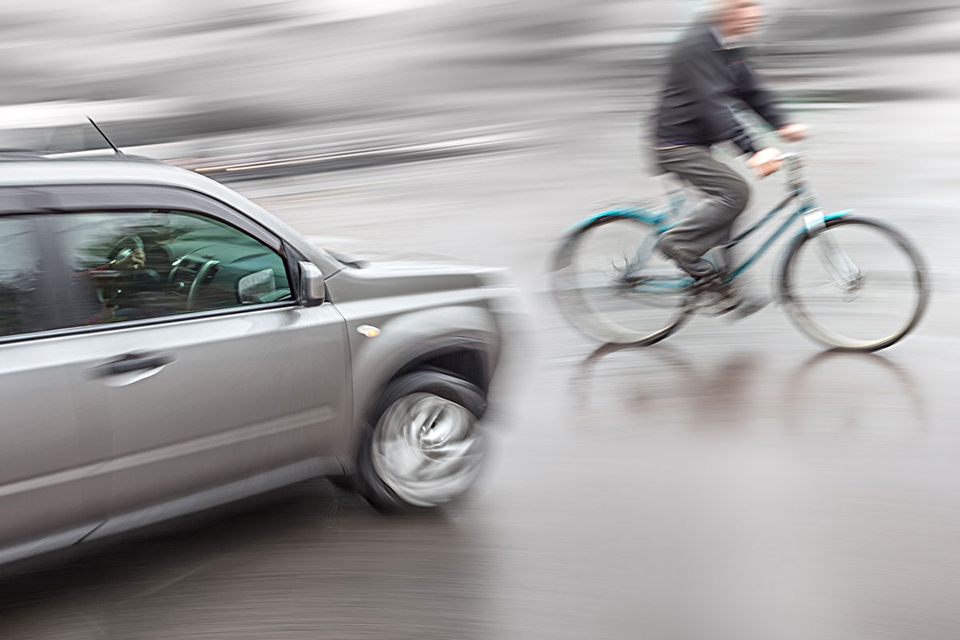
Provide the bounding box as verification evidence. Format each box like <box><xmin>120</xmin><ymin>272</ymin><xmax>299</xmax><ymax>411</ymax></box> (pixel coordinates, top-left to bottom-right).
<box><xmin>652</xmin><ymin>0</ymin><xmax>808</xmax><ymax>315</ymax></box>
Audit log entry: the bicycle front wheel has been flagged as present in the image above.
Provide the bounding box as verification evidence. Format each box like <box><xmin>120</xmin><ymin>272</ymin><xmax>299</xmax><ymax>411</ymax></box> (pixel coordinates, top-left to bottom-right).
<box><xmin>780</xmin><ymin>217</ymin><xmax>928</xmax><ymax>352</ymax></box>
<box><xmin>552</xmin><ymin>214</ymin><xmax>694</xmax><ymax>345</ymax></box>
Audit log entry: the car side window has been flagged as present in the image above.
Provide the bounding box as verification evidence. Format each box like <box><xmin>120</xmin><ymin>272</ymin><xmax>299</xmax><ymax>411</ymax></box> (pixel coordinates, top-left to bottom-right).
<box><xmin>55</xmin><ymin>211</ymin><xmax>292</xmax><ymax>328</ymax></box>
<box><xmin>0</xmin><ymin>217</ymin><xmax>43</xmax><ymax>337</ymax></box>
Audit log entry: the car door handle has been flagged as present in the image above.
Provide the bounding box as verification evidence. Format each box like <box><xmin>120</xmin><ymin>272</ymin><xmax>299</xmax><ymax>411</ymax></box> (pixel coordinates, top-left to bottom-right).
<box><xmin>92</xmin><ymin>353</ymin><xmax>175</xmax><ymax>378</ymax></box>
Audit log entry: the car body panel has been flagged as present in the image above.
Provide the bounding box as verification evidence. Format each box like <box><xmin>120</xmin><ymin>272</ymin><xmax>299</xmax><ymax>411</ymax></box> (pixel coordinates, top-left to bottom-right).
<box><xmin>85</xmin><ymin>456</ymin><xmax>342</xmax><ymax>542</ymax></box>
<box><xmin>54</xmin><ymin>304</ymin><xmax>349</xmax><ymax>516</ymax></box>
<box><xmin>0</xmin><ymin>337</ymin><xmax>111</xmax><ymax>547</ymax></box>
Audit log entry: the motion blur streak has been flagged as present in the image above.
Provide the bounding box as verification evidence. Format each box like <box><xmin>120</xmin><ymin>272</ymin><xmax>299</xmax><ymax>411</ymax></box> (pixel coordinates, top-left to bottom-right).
<box><xmin>2</xmin><ymin>1</ymin><xmax>960</xmax><ymax>639</ymax></box>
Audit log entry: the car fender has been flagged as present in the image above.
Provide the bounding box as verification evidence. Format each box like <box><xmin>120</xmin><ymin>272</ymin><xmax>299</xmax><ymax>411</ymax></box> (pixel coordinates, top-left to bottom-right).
<box><xmin>337</xmin><ymin>303</ymin><xmax>500</xmax><ymax>458</ymax></box>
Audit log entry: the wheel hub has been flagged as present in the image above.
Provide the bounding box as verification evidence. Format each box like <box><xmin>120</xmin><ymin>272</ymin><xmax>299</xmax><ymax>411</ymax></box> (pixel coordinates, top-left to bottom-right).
<box><xmin>372</xmin><ymin>393</ymin><xmax>484</xmax><ymax>507</ymax></box>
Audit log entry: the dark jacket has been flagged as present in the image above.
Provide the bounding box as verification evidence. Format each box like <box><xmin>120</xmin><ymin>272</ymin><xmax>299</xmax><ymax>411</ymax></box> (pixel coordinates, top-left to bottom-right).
<box><xmin>653</xmin><ymin>24</ymin><xmax>788</xmax><ymax>155</ymax></box>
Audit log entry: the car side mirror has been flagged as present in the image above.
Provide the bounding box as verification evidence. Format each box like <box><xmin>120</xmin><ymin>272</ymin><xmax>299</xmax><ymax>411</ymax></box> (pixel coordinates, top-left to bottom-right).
<box><xmin>299</xmin><ymin>262</ymin><xmax>326</xmax><ymax>307</ymax></box>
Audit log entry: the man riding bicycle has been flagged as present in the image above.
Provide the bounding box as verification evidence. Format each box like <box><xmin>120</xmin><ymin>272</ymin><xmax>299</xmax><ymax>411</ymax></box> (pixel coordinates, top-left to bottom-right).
<box><xmin>652</xmin><ymin>0</ymin><xmax>808</xmax><ymax>316</ymax></box>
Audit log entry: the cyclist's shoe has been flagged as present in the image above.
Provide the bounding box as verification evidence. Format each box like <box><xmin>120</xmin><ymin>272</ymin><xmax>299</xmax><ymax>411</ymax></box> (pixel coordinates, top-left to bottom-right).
<box><xmin>658</xmin><ymin>239</ymin><xmax>718</xmax><ymax>279</ymax></box>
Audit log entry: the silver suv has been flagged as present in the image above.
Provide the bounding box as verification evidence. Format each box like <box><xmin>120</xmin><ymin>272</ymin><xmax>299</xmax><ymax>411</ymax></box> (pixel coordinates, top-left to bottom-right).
<box><xmin>0</xmin><ymin>155</ymin><xmax>507</xmax><ymax>567</ymax></box>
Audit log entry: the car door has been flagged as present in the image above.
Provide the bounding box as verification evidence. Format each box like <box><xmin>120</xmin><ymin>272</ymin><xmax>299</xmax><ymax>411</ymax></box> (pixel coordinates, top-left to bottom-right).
<box><xmin>0</xmin><ymin>199</ymin><xmax>113</xmax><ymax>556</ymax></box>
<box><xmin>45</xmin><ymin>188</ymin><xmax>349</xmax><ymax>519</ymax></box>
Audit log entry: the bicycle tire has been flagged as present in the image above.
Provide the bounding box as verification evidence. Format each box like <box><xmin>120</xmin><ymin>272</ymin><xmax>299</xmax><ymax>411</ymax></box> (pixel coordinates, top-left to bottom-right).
<box><xmin>779</xmin><ymin>217</ymin><xmax>928</xmax><ymax>352</ymax></box>
<box><xmin>551</xmin><ymin>214</ymin><xmax>694</xmax><ymax>345</ymax></box>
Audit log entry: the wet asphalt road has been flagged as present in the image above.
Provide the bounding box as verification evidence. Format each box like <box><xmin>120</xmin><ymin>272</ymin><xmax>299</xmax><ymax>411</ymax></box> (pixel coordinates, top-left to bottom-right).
<box><xmin>4</xmin><ymin>22</ymin><xmax>960</xmax><ymax>640</ymax></box>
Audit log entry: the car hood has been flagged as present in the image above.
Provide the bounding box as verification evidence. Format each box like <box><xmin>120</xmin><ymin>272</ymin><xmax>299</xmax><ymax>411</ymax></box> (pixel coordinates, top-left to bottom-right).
<box><xmin>307</xmin><ymin>235</ymin><xmax>468</xmax><ymax>266</ymax></box>
<box><xmin>309</xmin><ymin>236</ymin><xmax>508</xmax><ymax>304</ymax></box>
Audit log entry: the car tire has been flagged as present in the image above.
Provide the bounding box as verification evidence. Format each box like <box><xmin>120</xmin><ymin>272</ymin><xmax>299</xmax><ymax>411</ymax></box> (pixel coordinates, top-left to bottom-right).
<box><xmin>327</xmin><ymin>475</ymin><xmax>355</xmax><ymax>491</ymax></box>
<box><xmin>355</xmin><ymin>371</ymin><xmax>487</xmax><ymax>512</ymax></box>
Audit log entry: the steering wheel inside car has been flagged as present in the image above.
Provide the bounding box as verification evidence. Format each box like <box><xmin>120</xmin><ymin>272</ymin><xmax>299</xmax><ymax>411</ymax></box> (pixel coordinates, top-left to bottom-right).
<box><xmin>186</xmin><ymin>259</ymin><xmax>220</xmax><ymax>311</ymax></box>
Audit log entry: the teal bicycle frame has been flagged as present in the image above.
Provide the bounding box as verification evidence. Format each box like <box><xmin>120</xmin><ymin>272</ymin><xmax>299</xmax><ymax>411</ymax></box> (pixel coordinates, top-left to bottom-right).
<box><xmin>571</xmin><ymin>154</ymin><xmax>854</xmax><ymax>293</ymax></box>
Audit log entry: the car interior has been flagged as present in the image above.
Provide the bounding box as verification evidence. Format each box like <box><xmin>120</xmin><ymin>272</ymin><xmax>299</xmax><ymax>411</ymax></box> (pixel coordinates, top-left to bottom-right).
<box><xmin>64</xmin><ymin>210</ymin><xmax>293</xmax><ymax>326</ymax></box>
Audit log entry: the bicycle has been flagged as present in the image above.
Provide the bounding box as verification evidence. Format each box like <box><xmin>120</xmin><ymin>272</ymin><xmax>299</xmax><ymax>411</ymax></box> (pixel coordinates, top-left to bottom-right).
<box><xmin>551</xmin><ymin>153</ymin><xmax>929</xmax><ymax>352</ymax></box>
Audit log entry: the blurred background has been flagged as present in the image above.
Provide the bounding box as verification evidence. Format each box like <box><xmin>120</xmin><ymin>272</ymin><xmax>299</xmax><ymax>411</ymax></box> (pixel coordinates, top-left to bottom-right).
<box><xmin>3</xmin><ymin>0</ymin><xmax>960</xmax><ymax>638</ymax></box>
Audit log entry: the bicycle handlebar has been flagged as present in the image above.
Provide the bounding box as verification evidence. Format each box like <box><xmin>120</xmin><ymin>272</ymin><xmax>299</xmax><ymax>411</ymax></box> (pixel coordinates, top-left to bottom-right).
<box><xmin>753</xmin><ymin>151</ymin><xmax>806</xmax><ymax>192</ymax></box>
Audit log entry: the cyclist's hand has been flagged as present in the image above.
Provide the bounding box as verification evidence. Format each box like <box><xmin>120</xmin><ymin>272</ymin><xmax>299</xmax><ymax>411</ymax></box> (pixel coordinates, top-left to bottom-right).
<box><xmin>747</xmin><ymin>147</ymin><xmax>783</xmax><ymax>178</ymax></box>
<box><xmin>778</xmin><ymin>123</ymin><xmax>809</xmax><ymax>143</ymax></box>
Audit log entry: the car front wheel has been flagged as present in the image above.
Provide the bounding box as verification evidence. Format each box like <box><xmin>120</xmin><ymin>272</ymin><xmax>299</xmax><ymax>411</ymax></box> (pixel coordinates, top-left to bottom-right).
<box><xmin>356</xmin><ymin>371</ymin><xmax>487</xmax><ymax>511</ymax></box>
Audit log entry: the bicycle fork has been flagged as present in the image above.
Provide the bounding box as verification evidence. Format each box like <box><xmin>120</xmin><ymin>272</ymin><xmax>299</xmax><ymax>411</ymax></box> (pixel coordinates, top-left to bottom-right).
<box><xmin>816</xmin><ymin>233</ymin><xmax>863</xmax><ymax>292</ymax></box>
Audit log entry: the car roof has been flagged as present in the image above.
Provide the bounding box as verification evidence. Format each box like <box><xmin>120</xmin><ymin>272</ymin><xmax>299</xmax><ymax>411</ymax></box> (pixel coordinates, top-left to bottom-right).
<box><xmin>0</xmin><ymin>154</ymin><xmax>221</xmax><ymax>190</ymax></box>
<box><xmin>0</xmin><ymin>154</ymin><xmax>273</xmax><ymax>224</ymax></box>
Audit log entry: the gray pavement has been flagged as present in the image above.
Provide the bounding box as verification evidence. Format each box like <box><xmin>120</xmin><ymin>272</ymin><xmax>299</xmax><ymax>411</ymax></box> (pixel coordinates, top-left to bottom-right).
<box><xmin>3</xmin><ymin>3</ymin><xmax>960</xmax><ymax>639</ymax></box>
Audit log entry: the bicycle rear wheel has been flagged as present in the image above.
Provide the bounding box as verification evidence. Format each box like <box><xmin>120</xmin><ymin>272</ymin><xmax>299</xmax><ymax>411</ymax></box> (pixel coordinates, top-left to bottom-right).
<box><xmin>779</xmin><ymin>217</ymin><xmax>928</xmax><ymax>352</ymax></box>
<box><xmin>552</xmin><ymin>214</ymin><xmax>694</xmax><ymax>345</ymax></box>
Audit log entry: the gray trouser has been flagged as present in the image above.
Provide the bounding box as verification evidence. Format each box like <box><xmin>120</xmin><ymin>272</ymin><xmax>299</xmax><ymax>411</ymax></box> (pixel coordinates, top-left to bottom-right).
<box><xmin>655</xmin><ymin>145</ymin><xmax>751</xmax><ymax>263</ymax></box>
